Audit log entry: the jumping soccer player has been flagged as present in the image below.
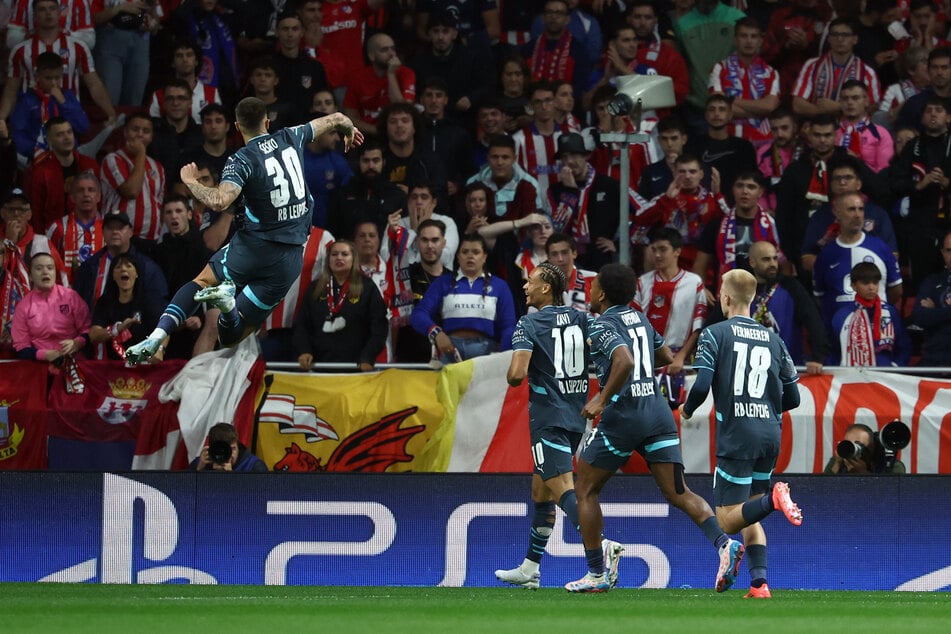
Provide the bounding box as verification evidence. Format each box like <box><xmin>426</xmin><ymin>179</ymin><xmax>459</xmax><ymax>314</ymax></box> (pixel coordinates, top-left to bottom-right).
<box><xmin>496</xmin><ymin>262</ymin><xmax>623</xmax><ymax>591</ymax></box>
<box><xmin>681</xmin><ymin>268</ymin><xmax>803</xmax><ymax>599</ymax></box>
<box><xmin>125</xmin><ymin>99</ymin><xmax>363</xmax><ymax>363</ymax></box>
<box><xmin>569</xmin><ymin>263</ymin><xmax>744</xmax><ymax>593</ymax></box>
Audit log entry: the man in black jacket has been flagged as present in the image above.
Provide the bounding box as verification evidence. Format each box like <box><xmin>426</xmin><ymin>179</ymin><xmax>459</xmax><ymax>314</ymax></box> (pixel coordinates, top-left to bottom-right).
<box><xmin>326</xmin><ymin>141</ymin><xmax>406</xmax><ymax>241</ymax></box>
<box><xmin>890</xmin><ymin>96</ymin><xmax>951</xmax><ymax>294</ymax></box>
<box><xmin>547</xmin><ymin>132</ymin><xmax>619</xmax><ymax>272</ymax></box>
<box><xmin>380</xmin><ymin>102</ymin><xmax>448</xmax><ymax>207</ymax></box>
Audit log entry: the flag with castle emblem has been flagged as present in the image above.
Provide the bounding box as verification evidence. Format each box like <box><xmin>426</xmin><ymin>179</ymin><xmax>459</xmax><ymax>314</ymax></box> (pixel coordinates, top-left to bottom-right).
<box><xmin>47</xmin><ymin>358</ymin><xmax>186</xmax><ymax>469</ymax></box>
<box><xmin>0</xmin><ymin>361</ymin><xmax>48</xmax><ymax>470</ymax></box>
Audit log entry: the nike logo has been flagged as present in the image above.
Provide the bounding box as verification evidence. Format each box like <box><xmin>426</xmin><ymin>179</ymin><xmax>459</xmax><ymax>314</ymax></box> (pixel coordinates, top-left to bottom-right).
<box><xmin>830</xmin><ymin>262</ymin><xmax>840</xmax><ymax>269</ymax></box>
<box><xmin>702</xmin><ymin>150</ymin><xmax>734</xmax><ymax>162</ymax></box>
<box><xmin>651</xmin><ymin>175</ymin><xmax>662</xmax><ymax>181</ymax></box>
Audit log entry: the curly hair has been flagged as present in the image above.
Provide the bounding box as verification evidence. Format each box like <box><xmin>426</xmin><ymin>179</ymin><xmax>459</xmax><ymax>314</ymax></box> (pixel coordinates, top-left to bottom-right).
<box><xmin>535</xmin><ymin>262</ymin><xmax>567</xmax><ymax>305</ymax></box>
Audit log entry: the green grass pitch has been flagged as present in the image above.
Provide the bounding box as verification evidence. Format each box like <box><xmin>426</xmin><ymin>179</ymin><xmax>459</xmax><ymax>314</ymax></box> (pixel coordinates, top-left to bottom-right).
<box><xmin>5</xmin><ymin>584</ymin><xmax>951</xmax><ymax>634</ymax></box>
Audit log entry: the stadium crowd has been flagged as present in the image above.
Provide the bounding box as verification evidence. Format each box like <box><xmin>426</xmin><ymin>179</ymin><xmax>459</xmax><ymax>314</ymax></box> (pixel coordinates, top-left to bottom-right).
<box><xmin>4</xmin><ymin>0</ymin><xmax>951</xmax><ymax>381</ymax></box>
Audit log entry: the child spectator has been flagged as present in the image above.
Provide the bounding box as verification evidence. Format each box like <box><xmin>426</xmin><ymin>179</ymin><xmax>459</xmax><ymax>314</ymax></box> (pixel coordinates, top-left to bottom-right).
<box><xmin>831</xmin><ymin>262</ymin><xmax>910</xmax><ymax>366</ymax></box>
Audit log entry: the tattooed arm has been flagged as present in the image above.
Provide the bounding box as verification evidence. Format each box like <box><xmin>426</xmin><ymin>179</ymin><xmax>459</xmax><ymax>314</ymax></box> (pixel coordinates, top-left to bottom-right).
<box><xmin>180</xmin><ymin>162</ymin><xmax>243</xmax><ymax>211</ymax></box>
<box><xmin>309</xmin><ymin>112</ymin><xmax>364</xmax><ymax>153</ymax></box>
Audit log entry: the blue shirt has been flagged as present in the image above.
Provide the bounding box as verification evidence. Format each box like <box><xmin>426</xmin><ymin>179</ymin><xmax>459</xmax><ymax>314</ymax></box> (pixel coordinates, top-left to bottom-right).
<box><xmin>410</xmin><ymin>272</ymin><xmax>517</xmax><ymax>349</ymax></box>
<box><xmin>303</xmin><ymin>146</ymin><xmax>352</xmax><ymax>229</ymax></box>
<box><xmin>511</xmin><ymin>305</ymin><xmax>593</xmax><ymax>433</ymax></box>
<box><xmin>813</xmin><ymin>233</ymin><xmax>902</xmax><ymax>326</ymax></box>
<box><xmin>802</xmin><ymin>202</ymin><xmax>898</xmax><ymax>255</ymax></box>
<box><xmin>221</xmin><ymin>123</ymin><xmax>315</xmax><ymax>245</ymax></box>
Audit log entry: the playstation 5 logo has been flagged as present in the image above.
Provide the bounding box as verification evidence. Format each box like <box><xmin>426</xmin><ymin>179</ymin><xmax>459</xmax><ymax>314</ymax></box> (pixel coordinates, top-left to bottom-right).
<box><xmin>39</xmin><ymin>474</ymin><xmax>216</xmax><ymax>584</ymax></box>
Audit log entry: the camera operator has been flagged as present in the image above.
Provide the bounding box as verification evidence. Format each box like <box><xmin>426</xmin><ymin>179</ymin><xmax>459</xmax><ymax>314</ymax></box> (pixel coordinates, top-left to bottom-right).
<box><xmin>824</xmin><ymin>423</ymin><xmax>907</xmax><ymax>475</ymax></box>
<box><xmin>190</xmin><ymin>423</ymin><xmax>268</xmax><ymax>472</ymax></box>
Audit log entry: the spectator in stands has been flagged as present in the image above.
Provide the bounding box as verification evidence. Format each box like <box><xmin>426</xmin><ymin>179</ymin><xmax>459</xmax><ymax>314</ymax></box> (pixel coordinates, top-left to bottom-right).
<box><xmin>639</xmin><ymin>115</ymin><xmax>689</xmax><ymax>202</ymax></box>
<box><xmin>246</xmin><ymin>56</ymin><xmax>303</xmax><ymax>131</ymax></box>
<box><xmin>801</xmin><ymin>156</ymin><xmax>898</xmax><ymax>275</ymax></box>
<box><xmin>11</xmin><ymin>251</ymin><xmax>89</xmax><ymax>364</ymax></box>
<box><xmin>395</xmin><ymin>218</ymin><xmax>450</xmax><ymax>363</ymax></box>
<box><xmin>187</xmin><ymin>163</ymin><xmax>235</xmax><ymax>252</ymax></box>
<box><xmin>674</xmin><ymin>0</ymin><xmax>745</xmax><ymax>134</ymax></box>
<box><xmin>898</xmin><ymin>0</ymin><xmax>950</xmax><ymax>55</ymax></box>
<box><xmin>545</xmin><ymin>232</ymin><xmax>594</xmax><ymax>312</ymax></box>
<box><xmin>552</xmin><ymin>80</ymin><xmax>580</xmax><ymax>133</ymax></box>
<box><xmin>191</xmin><ymin>422</ymin><xmax>268</xmax><ymax>472</ymax></box>
<box><xmin>148</xmin><ymin>39</ymin><xmax>221</xmax><ymax>125</ymax></box>
<box><xmin>530</xmin><ymin>0</ymin><xmax>602</xmax><ymax>69</ymax></box>
<box><xmin>913</xmin><ymin>230</ymin><xmax>951</xmax><ymax>366</ymax></box>
<box><xmin>746</xmin><ymin>241</ymin><xmax>826</xmax><ymax>374</ymax></box>
<box><xmin>149</xmin><ymin>78</ymin><xmax>203</xmax><ymax>190</ymax></box>
<box><xmin>775</xmin><ymin>114</ymin><xmax>883</xmax><ymax>273</ymax></box>
<box><xmin>523</xmin><ymin>0</ymin><xmax>590</xmax><ymax>99</ymax></box>
<box><xmin>0</xmin><ymin>187</ymin><xmax>68</xmax><ymax>282</ymax></box>
<box><xmin>100</xmin><ymin>113</ymin><xmax>166</xmax><ymax>243</ymax></box>
<box><xmin>28</xmin><ymin>117</ymin><xmax>99</xmax><ymax>235</ymax></box>
<box><xmin>824</xmin><ymin>423</ymin><xmax>906</xmax><ymax>474</ymax></box>
<box><xmin>693</xmin><ymin>170</ymin><xmax>782</xmax><ymax>290</ymax></box>
<box><xmin>416</xmin><ymin>0</ymin><xmax>500</xmax><ymax>53</ymax></box>
<box><xmin>878</xmin><ymin>45</ymin><xmax>930</xmax><ymax>127</ymax></box>
<box><xmin>688</xmin><ymin>94</ymin><xmax>757</xmax><ymax>205</ymax></box>
<box><xmin>9</xmin><ymin>51</ymin><xmax>88</xmax><ymax>161</ymax></box>
<box><xmin>547</xmin><ymin>132</ymin><xmax>619</xmax><ymax>272</ymax></box>
<box><xmin>411</xmin><ymin>11</ymin><xmax>492</xmax><ymax>125</ymax></box>
<box><xmin>73</xmin><ymin>211</ymin><xmax>168</xmax><ymax>311</ymax></box>
<box><xmin>0</xmin><ymin>0</ymin><xmax>116</xmax><ymax>141</ymax></box>
<box><xmin>6</xmin><ymin>0</ymin><xmax>96</xmax><ymax>49</ymax></box>
<box><xmin>259</xmin><ymin>224</ymin><xmax>334</xmax><ymax>363</ymax></box>
<box><xmin>152</xmin><ymin>194</ymin><xmax>210</xmax><ymax>311</ymax></box>
<box><xmin>636</xmin><ymin>154</ymin><xmax>725</xmax><ymax>271</ymax></box>
<box><xmin>473</xmin><ymin>99</ymin><xmax>507</xmax><ymax>167</ymax></box>
<box><xmin>792</xmin><ymin>17</ymin><xmax>882</xmax><ymax>118</ymax></box>
<box><xmin>836</xmin><ymin>79</ymin><xmax>893</xmax><ymax>172</ymax></box>
<box><xmin>626</xmin><ymin>0</ymin><xmax>689</xmax><ymax>104</ymax></box>
<box><xmin>831</xmin><ymin>261</ymin><xmax>910</xmax><ymax>367</ymax></box>
<box><xmin>322</xmin><ymin>0</ymin><xmax>386</xmax><ymax>77</ymax></box>
<box><xmin>46</xmin><ymin>171</ymin><xmax>104</xmax><ymax>284</ymax></box>
<box><xmin>762</xmin><ymin>0</ymin><xmax>831</xmax><ymax>95</ymax></box>
<box><xmin>182</xmin><ymin>104</ymin><xmax>232</xmax><ymax>184</ymax></box>
<box><xmin>896</xmin><ymin>46</ymin><xmax>951</xmax><ymax>132</ymax></box>
<box><xmin>513</xmin><ymin>81</ymin><xmax>561</xmax><ymax>208</ymax></box>
<box><xmin>466</xmin><ymin>134</ymin><xmax>545</xmax><ymax>310</ymax></box>
<box><xmin>303</xmin><ymin>122</ymin><xmax>352</xmax><ymax>231</ymax></box>
<box><xmin>91</xmin><ymin>0</ymin><xmax>157</xmax><ymax>107</ymax></box>
<box><xmin>343</xmin><ymin>32</ymin><xmax>416</xmax><ymax>137</ymax></box>
<box><xmin>497</xmin><ymin>56</ymin><xmax>532</xmax><ymax>133</ymax></box>
<box><xmin>417</xmin><ymin>77</ymin><xmax>475</xmax><ymax>199</ymax></box>
<box><xmin>813</xmin><ymin>193</ymin><xmax>903</xmax><ymax>330</ymax></box>
<box><xmin>87</xmin><ymin>252</ymin><xmax>168</xmax><ymax>361</ymax></box>
<box><xmin>272</xmin><ymin>10</ymin><xmax>329</xmax><ymax>114</ymax></box>
<box><xmin>756</xmin><ymin>107</ymin><xmax>800</xmax><ymax>194</ymax></box>
<box><xmin>293</xmin><ymin>239</ymin><xmax>388</xmax><ymax>371</ymax></box>
<box><xmin>379</xmin><ymin>102</ymin><xmax>447</xmax><ymax>202</ymax></box>
<box><xmin>327</xmin><ymin>140</ymin><xmax>405</xmax><ymax>243</ymax></box>
<box><xmin>708</xmin><ymin>17</ymin><xmax>781</xmax><ymax>143</ymax></box>
<box><xmin>311</xmin><ymin>89</ymin><xmax>338</xmax><ymax>117</ymax></box>
<box><xmin>402</xmin><ymin>183</ymin><xmax>459</xmax><ymax>270</ymax></box>
<box><xmin>170</xmin><ymin>0</ymin><xmax>241</xmax><ymax>107</ymax></box>
<box><xmin>514</xmin><ymin>215</ymin><xmax>554</xmax><ymax>282</ymax></box>
<box><xmin>892</xmin><ymin>95</ymin><xmax>951</xmax><ymax>295</ymax></box>
<box><xmin>411</xmin><ymin>233</ymin><xmax>517</xmax><ymax>362</ymax></box>
<box><xmin>634</xmin><ymin>227</ymin><xmax>707</xmax><ymax>408</ymax></box>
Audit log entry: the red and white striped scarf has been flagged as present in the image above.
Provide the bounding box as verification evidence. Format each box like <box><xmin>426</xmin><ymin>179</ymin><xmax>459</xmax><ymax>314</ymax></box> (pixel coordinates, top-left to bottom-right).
<box><xmin>61</xmin><ymin>217</ymin><xmax>103</xmax><ymax>283</ymax></box>
<box><xmin>716</xmin><ymin>207</ymin><xmax>780</xmax><ymax>270</ymax></box>
<box><xmin>814</xmin><ymin>54</ymin><xmax>862</xmax><ymax>101</ymax></box>
<box><xmin>551</xmin><ymin>164</ymin><xmax>596</xmax><ymax>246</ymax></box>
<box><xmin>0</xmin><ymin>243</ymin><xmax>29</xmax><ymax>346</ymax></box>
<box><xmin>531</xmin><ymin>31</ymin><xmax>574</xmax><ymax>81</ymax></box>
<box><xmin>844</xmin><ymin>295</ymin><xmax>887</xmax><ymax>366</ymax></box>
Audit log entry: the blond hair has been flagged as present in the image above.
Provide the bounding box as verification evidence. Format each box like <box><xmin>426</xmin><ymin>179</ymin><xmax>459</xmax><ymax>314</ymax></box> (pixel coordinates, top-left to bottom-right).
<box><xmin>721</xmin><ymin>269</ymin><xmax>757</xmax><ymax>307</ymax></box>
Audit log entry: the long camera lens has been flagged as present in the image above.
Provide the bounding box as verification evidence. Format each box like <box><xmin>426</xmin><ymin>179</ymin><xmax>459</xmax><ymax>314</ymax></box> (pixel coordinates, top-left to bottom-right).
<box><xmin>836</xmin><ymin>440</ymin><xmax>864</xmax><ymax>459</ymax></box>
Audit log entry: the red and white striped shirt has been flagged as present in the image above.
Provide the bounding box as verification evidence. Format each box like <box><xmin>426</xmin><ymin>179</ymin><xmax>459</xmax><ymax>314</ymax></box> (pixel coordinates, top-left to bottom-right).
<box><xmin>565</xmin><ymin>266</ymin><xmax>595</xmax><ymax>313</ymax></box>
<box><xmin>100</xmin><ymin>149</ymin><xmax>166</xmax><ymax>241</ymax></box>
<box><xmin>513</xmin><ymin>124</ymin><xmax>561</xmax><ymax>210</ymax></box>
<box><xmin>46</xmin><ymin>214</ymin><xmax>103</xmax><ymax>284</ymax></box>
<box><xmin>148</xmin><ymin>81</ymin><xmax>222</xmax><ymax>124</ymax></box>
<box><xmin>7</xmin><ymin>0</ymin><xmax>95</xmax><ymax>49</ymax></box>
<box><xmin>263</xmin><ymin>227</ymin><xmax>334</xmax><ymax>330</ymax></box>
<box><xmin>8</xmin><ymin>34</ymin><xmax>94</xmax><ymax>94</ymax></box>
<box><xmin>792</xmin><ymin>54</ymin><xmax>881</xmax><ymax>104</ymax></box>
<box><xmin>634</xmin><ymin>269</ymin><xmax>706</xmax><ymax>349</ymax></box>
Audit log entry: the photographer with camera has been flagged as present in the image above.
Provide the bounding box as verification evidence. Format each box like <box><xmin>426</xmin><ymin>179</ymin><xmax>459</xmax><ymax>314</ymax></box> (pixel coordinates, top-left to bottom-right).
<box><xmin>190</xmin><ymin>423</ymin><xmax>267</xmax><ymax>472</ymax></box>
<box><xmin>824</xmin><ymin>422</ymin><xmax>908</xmax><ymax>475</ymax></box>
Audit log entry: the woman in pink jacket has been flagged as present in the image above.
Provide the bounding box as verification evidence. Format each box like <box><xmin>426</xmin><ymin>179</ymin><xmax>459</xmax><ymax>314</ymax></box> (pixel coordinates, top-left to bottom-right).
<box><xmin>11</xmin><ymin>252</ymin><xmax>90</xmax><ymax>362</ymax></box>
